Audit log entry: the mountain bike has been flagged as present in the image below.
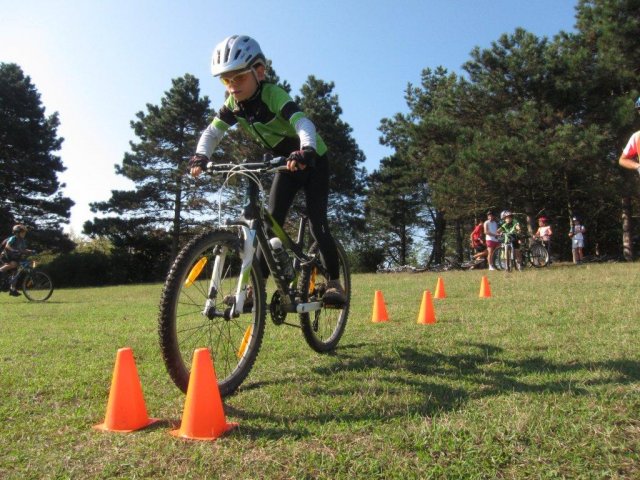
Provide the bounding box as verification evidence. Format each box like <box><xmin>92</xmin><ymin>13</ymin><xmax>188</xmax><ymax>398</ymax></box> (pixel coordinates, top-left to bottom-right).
<box><xmin>494</xmin><ymin>234</ymin><xmax>549</xmax><ymax>270</ymax></box>
<box><xmin>0</xmin><ymin>256</ymin><xmax>54</xmax><ymax>302</ymax></box>
<box><xmin>493</xmin><ymin>233</ymin><xmax>518</xmax><ymax>272</ymax></box>
<box><xmin>158</xmin><ymin>156</ymin><xmax>351</xmax><ymax>397</ymax></box>
<box><xmin>521</xmin><ymin>236</ymin><xmax>549</xmax><ymax>267</ymax></box>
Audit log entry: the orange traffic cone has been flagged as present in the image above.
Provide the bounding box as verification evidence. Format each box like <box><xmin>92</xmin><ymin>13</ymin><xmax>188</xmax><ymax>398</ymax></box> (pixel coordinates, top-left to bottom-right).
<box><xmin>434</xmin><ymin>277</ymin><xmax>447</xmax><ymax>299</ymax></box>
<box><xmin>171</xmin><ymin>348</ymin><xmax>238</xmax><ymax>441</ymax></box>
<box><xmin>94</xmin><ymin>347</ymin><xmax>159</xmax><ymax>432</ymax></box>
<box><xmin>479</xmin><ymin>276</ymin><xmax>492</xmax><ymax>298</ymax></box>
<box><xmin>417</xmin><ymin>290</ymin><xmax>437</xmax><ymax>324</ymax></box>
<box><xmin>371</xmin><ymin>290</ymin><xmax>389</xmax><ymax>322</ymax></box>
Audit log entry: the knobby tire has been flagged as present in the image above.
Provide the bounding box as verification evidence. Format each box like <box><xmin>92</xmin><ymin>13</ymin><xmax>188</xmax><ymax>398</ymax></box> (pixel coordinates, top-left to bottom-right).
<box><xmin>158</xmin><ymin>230</ymin><xmax>266</xmax><ymax>397</ymax></box>
<box><xmin>299</xmin><ymin>241</ymin><xmax>350</xmax><ymax>352</ymax></box>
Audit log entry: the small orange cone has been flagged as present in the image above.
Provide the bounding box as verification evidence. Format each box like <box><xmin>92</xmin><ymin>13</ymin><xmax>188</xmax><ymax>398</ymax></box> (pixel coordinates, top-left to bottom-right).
<box><xmin>479</xmin><ymin>276</ymin><xmax>492</xmax><ymax>298</ymax></box>
<box><xmin>417</xmin><ymin>290</ymin><xmax>437</xmax><ymax>324</ymax></box>
<box><xmin>94</xmin><ymin>347</ymin><xmax>159</xmax><ymax>432</ymax></box>
<box><xmin>434</xmin><ymin>277</ymin><xmax>447</xmax><ymax>299</ymax></box>
<box><xmin>371</xmin><ymin>290</ymin><xmax>389</xmax><ymax>322</ymax></box>
<box><xmin>171</xmin><ymin>348</ymin><xmax>238</xmax><ymax>441</ymax></box>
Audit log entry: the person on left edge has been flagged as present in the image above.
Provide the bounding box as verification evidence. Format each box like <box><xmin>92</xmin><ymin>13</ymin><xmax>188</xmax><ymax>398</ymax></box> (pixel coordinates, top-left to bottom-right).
<box><xmin>0</xmin><ymin>224</ymin><xmax>33</xmax><ymax>297</ymax></box>
<box><xmin>188</xmin><ymin>35</ymin><xmax>346</xmax><ymax>306</ymax></box>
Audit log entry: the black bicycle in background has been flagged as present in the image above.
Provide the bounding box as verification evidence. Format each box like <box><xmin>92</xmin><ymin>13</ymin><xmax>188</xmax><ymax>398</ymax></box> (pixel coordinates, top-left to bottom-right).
<box><xmin>158</xmin><ymin>156</ymin><xmax>351</xmax><ymax>397</ymax></box>
<box><xmin>0</xmin><ymin>256</ymin><xmax>54</xmax><ymax>302</ymax></box>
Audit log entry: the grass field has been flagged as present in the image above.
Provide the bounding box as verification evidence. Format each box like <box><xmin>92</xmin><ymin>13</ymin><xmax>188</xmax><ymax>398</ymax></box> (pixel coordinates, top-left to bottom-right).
<box><xmin>1</xmin><ymin>262</ymin><xmax>638</xmax><ymax>479</ymax></box>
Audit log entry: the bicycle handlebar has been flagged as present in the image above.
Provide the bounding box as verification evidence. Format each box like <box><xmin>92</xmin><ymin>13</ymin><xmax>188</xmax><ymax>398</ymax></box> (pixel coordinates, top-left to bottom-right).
<box><xmin>206</xmin><ymin>156</ymin><xmax>289</xmax><ymax>175</ymax></box>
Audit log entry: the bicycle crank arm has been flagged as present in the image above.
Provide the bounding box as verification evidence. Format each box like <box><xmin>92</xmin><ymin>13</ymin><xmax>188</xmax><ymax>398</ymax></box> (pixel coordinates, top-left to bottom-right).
<box><xmin>295</xmin><ymin>301</ymin><xmax>323</xmax><ymax>313</ymax></box>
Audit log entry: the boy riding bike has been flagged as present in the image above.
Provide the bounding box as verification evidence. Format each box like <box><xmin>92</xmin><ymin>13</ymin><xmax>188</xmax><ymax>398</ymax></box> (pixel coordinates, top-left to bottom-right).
<box><xmin>188</xmin><ymin>35</ymin><xmax>345</xmax><ymax>306</ymax></box>
<box><xmin>0</xmin><ymin>224</ymin><xmax>34</xmax><ymax>297</ymax></box>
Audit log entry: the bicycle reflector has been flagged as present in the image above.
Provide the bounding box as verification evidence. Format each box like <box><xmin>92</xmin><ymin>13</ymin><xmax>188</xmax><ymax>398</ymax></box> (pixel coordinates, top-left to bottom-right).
<box><xmin>237</xmin><ymin>325</ymin><xmax>253</xmax><ymax>359</ymax></box>
<box><xmin>185</xmin><ymin>257</ymin><xmax>208</xmax><ymax>287</ymax></box>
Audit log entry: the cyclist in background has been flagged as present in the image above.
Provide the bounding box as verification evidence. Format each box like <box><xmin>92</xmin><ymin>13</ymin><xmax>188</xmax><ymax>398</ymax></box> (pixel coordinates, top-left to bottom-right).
<box><xmin>618</xmin><ymin>96</ymin><xmax>640</xmax><ymax>174</ymax></box>
<box><xmin>534</xmin><ymin>216</ymin><xmax>553</xmax><ymax>263</ymax></box>
<box><xmin>188</xmin><ymin>35</ymin><xmax>345</xmax><ymax>305</ymax></box>
<box><xmin>497</xmin><ymin>211</ymin><xmax>523</xmax><ymax>270</ymax></box>
<box><xmin>0</xmin><ymin>224</ymin><xmax>33</xmax><ymax>297</ymax></box>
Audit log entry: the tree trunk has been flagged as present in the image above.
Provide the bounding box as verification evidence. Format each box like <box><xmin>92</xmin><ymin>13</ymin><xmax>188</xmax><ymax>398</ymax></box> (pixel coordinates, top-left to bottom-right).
<box><xmin>400</xmin><ymin>225</ymin><xmax>408</xmax><ymax>265</ymax></box>
<box><xmin>432</xmin><ymin>209</ymin><xmax>446</xmax><ymax>264</ymax></box>
<box><xmin>621</xmin><ymin>195</ymin><xmax>633</xmax><ymax>261</ymax></box>
<box><xmin>171</xmin><ymin>175</ymin><xmax>182</xmax><ymax>261</ymax></box>
<box><xmin>455</xmin><ymin>219</ymin><xmax>464</xmax><ymax>262</ymax></box>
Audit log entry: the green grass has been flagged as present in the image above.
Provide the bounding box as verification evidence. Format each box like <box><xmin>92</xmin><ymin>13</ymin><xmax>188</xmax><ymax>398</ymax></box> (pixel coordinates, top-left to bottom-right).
<box><xmin>1</xmin><ymin>263</ymin><xmax>638</xmax><ymax>479</ymax></box>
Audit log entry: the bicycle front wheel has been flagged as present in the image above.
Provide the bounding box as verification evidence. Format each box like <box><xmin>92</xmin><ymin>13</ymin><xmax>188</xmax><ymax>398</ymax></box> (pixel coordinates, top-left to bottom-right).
<box><xmin>529</xmin><ymin>244</ymin><xmax>549</xmax><ymax>267</ymax></box>
<box><xmin>299</xmin><ymin>241</ymin><xmax>350</xmax><ymax>353</ymax></box>
<box><xmin>493</xmin><ymin>246</ymin><xmax>506</xmax><ymax>271</ymax></box>
<box><xmin>158</xmin><ymin>230</ymin><xmax>266</xmax><ymax>397</ymax></box>
<box><xmin>21</xmin><ymin>270</ymin><xmax>53</xmax><ymax>302</ymax></box>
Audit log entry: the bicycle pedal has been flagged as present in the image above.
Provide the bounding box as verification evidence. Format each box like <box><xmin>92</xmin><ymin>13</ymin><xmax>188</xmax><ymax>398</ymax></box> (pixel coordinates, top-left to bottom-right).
<box><xmin>323</xmin><ymin>301</ymin><xmax>345</xmax><ymax>309</ymax></box>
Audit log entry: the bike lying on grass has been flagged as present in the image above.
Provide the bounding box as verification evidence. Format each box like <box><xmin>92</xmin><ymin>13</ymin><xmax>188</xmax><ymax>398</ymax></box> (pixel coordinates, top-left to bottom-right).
<box><xmin>0</xmin><ymin>256</ymin><xmax>54</xmax><ymax>302</ymax></box>
<box><xmin>158</xmin><ymin>156</ymin><xmax>351</xmax><ymax>397</ymax></box>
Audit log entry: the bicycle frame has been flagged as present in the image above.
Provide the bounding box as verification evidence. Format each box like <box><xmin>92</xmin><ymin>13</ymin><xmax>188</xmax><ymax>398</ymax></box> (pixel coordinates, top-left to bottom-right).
<box><xmin>1</xmin><ymin>258</ymin><xmax>33</xmax><ymax>285</ymax></box>
<box><xmin>204</xmin><ymin>160</ymin><xmax>323</xmax><ymax>319</ymax></box>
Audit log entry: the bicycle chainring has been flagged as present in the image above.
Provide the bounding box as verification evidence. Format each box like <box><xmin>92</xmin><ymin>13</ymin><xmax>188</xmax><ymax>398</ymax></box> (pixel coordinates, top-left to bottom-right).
<box><xmin>269</xmin><ymin>290</ymin><xmax>287</xmax><ymax>325</ymax></box>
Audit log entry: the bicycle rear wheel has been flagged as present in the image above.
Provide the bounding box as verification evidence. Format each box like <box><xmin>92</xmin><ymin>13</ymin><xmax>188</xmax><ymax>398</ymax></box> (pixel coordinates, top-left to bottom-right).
<box><xmin>299</xmin><ymin>241</ymin><xmax>350</xmax><ymax>353</ymax></box>
<box><xmin>21</xmin><ymin>270</ymin><xmax>53</xmax><ymax>302</ymax></box>
<box><xmin>529</xmin><ymin>244</ymin><xmax>549</xmax><ymax>267</ymax></box>
<box><xmin>158</xmin><ymin>230</ymin><xmax>266</xmax><ymax>397</ymax></box>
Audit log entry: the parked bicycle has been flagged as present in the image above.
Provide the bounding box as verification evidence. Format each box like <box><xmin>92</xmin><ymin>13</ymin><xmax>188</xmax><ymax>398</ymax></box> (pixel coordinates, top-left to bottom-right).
<box><xmin>493</xmin><ymin>234</ymin><xmax>549</xmax><ymax>270</ymax></box>
<box><xmin>522</xmin><ymin>236</ymin><xmax>550</xmax><ymax>267</ymax></box>
<box><xmin>158</xmin><ymin>156</ymin><xmax>351</xmax><ymax>397</ymax></box>
<box><xmin>0</xmin><ymin>256</ymin><xmax>54</xmax><ymax>302</ymax></box>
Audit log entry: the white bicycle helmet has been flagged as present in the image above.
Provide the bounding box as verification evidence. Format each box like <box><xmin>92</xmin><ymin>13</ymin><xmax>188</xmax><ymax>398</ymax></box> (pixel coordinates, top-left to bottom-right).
<box><xmin>211</xmin><ymin>35</ymin><xmax>265</xmax><ymax>76</ymax></box>
<box><xmin>501</xmin><ymin>210</ymin><xmax>512</xmax><ymax>219</ymax></box>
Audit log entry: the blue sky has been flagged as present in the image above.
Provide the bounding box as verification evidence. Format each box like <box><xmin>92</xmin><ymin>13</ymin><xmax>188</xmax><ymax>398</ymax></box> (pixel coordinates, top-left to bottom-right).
<box><xmin>0</xmin><ymin>0</ymin><xmax>578</xmax><ymax>233</ymax></box>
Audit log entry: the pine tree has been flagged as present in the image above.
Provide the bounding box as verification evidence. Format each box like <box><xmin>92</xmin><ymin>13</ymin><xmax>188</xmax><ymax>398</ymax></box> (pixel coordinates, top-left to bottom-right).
<box><xmin>295</xmin><ymin>76</ymin><xmax>367</xmax><ymax>242</ymax></box>
<box><xmin>0</xmin><ymin>63</ymin><xmax>74</xmax><ymax>251</ymax></box>
<box><xmin>85</xmin><ymin>74</ymin><xmax>211</xmax><ymax>265</ymax></box>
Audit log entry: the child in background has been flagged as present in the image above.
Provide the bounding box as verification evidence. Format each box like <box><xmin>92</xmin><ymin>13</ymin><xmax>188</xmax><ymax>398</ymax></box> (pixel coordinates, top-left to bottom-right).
<box><xmin>470</xmin><ymin>221</ymin><xmax>487</xmax><ymax>266</ymax></box>
<box><xmin>569</xmin><ymin>217</ymin><xmax>586</xmax><ymax>264</ymax></box>
<box><xmin>534</xmin><ymin>216</ymin><xmax>553</xmax><ymax>263</ymax></box>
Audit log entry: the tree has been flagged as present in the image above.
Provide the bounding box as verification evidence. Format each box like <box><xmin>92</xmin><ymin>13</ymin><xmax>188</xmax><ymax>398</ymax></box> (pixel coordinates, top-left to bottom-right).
<box><xmin>0</xmin><ymin>63</ymin><xmax>74</xmax><ymax>251</ymax></box>
<box><xmin>85</xmin><ymin>74</ymin><xmax>212</xmax><ymax>265</ymax></box>
<box><xmin>366</xmin><ymin>154</ymin><xmax>426</xmax><ymax>266</ymax></box>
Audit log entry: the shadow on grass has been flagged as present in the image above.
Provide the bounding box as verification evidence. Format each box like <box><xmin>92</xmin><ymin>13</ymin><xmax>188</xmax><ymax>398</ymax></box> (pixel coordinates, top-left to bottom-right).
<box><xmin>233</xmin><ymin>340</ymin><xmax>639</xmax><ymax>440</ymax></box>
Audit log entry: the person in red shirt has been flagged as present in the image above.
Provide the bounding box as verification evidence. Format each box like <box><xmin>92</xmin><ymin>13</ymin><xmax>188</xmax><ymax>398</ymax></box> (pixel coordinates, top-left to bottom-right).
<box><xmin>470</xmin><ymin>221</ymin><xmax>487</xmax><ymax>265</ymax></box>
<box><xmin>618</xmin><ymin>96</ymin><xmax>640</xmax><ymax>174</ymax></box>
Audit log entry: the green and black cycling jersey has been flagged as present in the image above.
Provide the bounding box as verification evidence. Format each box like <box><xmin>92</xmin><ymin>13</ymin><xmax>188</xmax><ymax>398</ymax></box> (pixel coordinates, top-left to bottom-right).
<box><xmin>210</xmin><ymin>82</ymin><xmax>327</xmax><ymax>158</ymax></box>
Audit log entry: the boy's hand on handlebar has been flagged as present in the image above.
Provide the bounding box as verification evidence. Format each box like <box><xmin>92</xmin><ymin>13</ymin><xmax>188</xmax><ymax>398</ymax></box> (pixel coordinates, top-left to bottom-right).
<box><xmin>286</xmin><ymin>147</ymin><xmax>316</xmax><ymax>172</ymax></box>
<box><xmin>188</xmin><ymin>154</ymin><xmax>209</xmax><ymax>177</ymax></box>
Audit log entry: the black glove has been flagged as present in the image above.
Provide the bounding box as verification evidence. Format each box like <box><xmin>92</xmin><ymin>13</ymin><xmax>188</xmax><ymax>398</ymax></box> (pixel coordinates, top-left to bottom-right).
<box><xmin>287</xmin><ymin>147</ymin><xmax>317</xmax><ymax>168</ymax></box>
<box><xmin>188</xmin><ymin>153</ymin><xmax>209</xmax><ymax>170</ymax></box>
